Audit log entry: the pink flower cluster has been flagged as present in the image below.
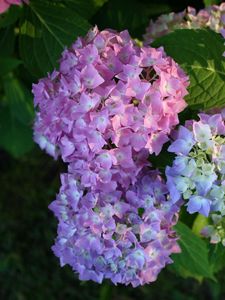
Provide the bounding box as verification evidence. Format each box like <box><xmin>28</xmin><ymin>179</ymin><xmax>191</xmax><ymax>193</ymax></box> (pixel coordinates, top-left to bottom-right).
<box><xmin>144</xmin><ymin>4</ymin><xmax>225</xmax><ymax>44</ymax></box>
<box><xmin>49</xmin><ymin>170</ymin><xmax>180</xmax><ymax>287</ymax></box>
<box><xmin>33</xmin><ymin>27</ymin><xmax>188</xmax><ymax>164</ymax></box>
<box><xmin>33</xmin><ymin>27</ymin><xmax>188</xmax><ymax>286</ymax></box>
<box><xmin>0</xmin><ymin>0</ymin><xmax>28</xmax><ymax>14</ymax></box>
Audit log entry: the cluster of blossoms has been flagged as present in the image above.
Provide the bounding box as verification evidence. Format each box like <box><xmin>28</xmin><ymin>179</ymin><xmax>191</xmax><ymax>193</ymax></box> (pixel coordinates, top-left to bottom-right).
<box><xmin>49</xmin><ymin>170</ymin><xmax>180</xmax><ymax>287</ymax></box>
<box><xmin>144</xmin><ymin>4</ymin><xmax>225</xmax><ymax>45</ymax></box>
<box><xmin>33</xmin><ymin>27</ymin><xmax>189</xmax><ymax>286</ymax></box>
<box><xmin>33</xmin><ymin>27</ymin><xmax>189</xmax><ymax>191</ymax></box>
<box><xmin>0</xmin><ymin>0</ymin><xmax>28</xmax><ymax>14</ymax></box>
<box><xmin>166</xmin><ymin>111</ymin><xmax>225</xmax><ymax>244</ymax></box>
<box><xmin>33</xmin><ymin>26</ymin><xmax>189</xmax><ymax>163</ymax></box>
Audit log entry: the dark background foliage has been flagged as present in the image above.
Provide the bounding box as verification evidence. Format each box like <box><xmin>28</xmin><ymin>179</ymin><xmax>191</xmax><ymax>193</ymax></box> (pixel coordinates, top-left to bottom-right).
<box><xmin>1</xmin><ymin>0</ymin><xmax>225</xmax><ymax>299</ymax></box>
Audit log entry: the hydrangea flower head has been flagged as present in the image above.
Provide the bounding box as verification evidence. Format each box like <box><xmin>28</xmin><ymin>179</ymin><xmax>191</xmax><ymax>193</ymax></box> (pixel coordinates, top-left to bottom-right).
<box><xmin>0</xmin><ymin>0</ymin><xmax>28</xmax><ymax>14</ymax></box>
<box><xmin>49</xmin><ymin>170</ymin><xmax>180</xmax><ymax>287</ymax></box>
<box><xmin>33</xmin><ymin>27</ymin><xmax>188</xmax><ymax>284</ymax></box>
<box><xmin>144</xmin><ymin>4</ymin><xmax>225</xmax><ymax>44</ymax></box>
<box><xmin>166</xmin><ymin>110</ymin><xmax>225</xmax><ymax>244</ymax></box>
<box><xmin>33</xmin><ymin>26</ymin><xmax>189</xmax><ymax>173</ymax></box>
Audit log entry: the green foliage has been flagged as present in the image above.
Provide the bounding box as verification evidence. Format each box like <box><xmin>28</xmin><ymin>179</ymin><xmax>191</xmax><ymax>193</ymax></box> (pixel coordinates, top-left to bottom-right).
<box><xmin>0</xmin><ymin>75</ymin><xmax>34</xmax><ymax>157</ymax></box>
<box><xmin>209</xmin><ymin>243</ymin><xmax>225</xmax><ymax>273</ymax></box>
<box><xmin>171</xmin><ymin>222</ymin><xmax>214</xmax><ymax>280</ymax></box>
<box><xmin>0</xmin><ymin>106</ymin><xmax>34</xmax><ymax>157</ymax></box>
<box><xmin>19</xmin><ymin>0</ymin><xmax>91</xmax><ymax>77</ymax></box>
<box><xmin>93</xmin><ymin>0</ymin><xmax>170</xmax><ymax>38</ymax></box>
<box><xmin>0</xmin><ymin>27</ymin><xmax>15</xmax><ymax>56</ymax></box>
<box><xmin>65</xmin><ymin>0</ymin><xmax>108</xmax><ymax>19</ymax></box>
<box><xmin>152</xmin><ymin>29</ymin><xmax>225</xmax><ymax>110</ymax></box>
<box><xmin>99</xmin><ymin>284</ymin><xmax>112</xmax><ymax>300</ymax></box>
<box><xmin>148</xmin><ymin>142</ymin><xmax>175</xmax><ymax>173</ymax></box>
<box><xmin>204</xmin><ymin>0</ymin><xmax>220</xmax><ymax>6</ymax></box>
<box><xmin>192</xmin><ymin>214</ymin><xmax>209</xmax><ymax>237</ymax></box>
<box><xmin>0</xmin><ymin>57</ymin><xmax>21</xmax><ymax>76</ymax></box>
<box><xmin>3</xmin><ymin>74</ymin><xmax>34</xmax><ymax>125</ymax></box>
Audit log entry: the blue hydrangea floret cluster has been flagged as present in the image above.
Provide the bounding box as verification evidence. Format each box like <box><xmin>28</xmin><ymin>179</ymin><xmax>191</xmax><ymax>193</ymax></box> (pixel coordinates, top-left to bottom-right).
<box><xmin>166</xmin><ymin>111</ymin><xmax>225</xmax><ymax>243</ymax></box>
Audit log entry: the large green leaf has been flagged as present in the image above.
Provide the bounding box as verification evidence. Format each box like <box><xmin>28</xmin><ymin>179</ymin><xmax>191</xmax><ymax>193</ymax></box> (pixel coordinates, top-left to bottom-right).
<box><xmin>19</xmin><ymin>0</ymin><xmax>91</xmax><ymax>78</ymax></box>
<box><xmin>0</xmin><ymin>106</ymin><xmax>34</xmax><ymax>158</ymax></box>
<box><xmin>0</xmin><ymin>76</ymin><xmax>34</xmax><ymax>157</ymax></box>
<box><xmin>171</xmin><ymin>222</ymin><xmax>214</xmax><ymax>280</ymax></box>
<box><xmin>65</xmin><ymin>0</ymin><xmax>108</xmax><ymax>19</ymax></box>
<box><xmin>209</xmin><ymin>243</ymin><xmax>225</xmax><ymax>273</ymax></box>
<box><xmin>0</xmin><ymin>27</ymin><xmax>15</xmax><ymax>56</ymax></box>
<box><xmin>3</xmin><ymin>74</ymin><xmax>34</xmax><ymax>125</ymax></box>
<box><xmin>204</xmin><ymin>0</ymin><xmax>220</xmax><ymax>6</ymax></box>
<box><xmin>93</xmin><ymin>0</ymin><xmax>170</xmax><ymax>38</ymax></box>
<box><xmin>0</xmin><ymin>57</ymin><xmax>21</xmax><ymax>76</ymax></box>
<box><xmin>152</xmin><ymin>29</ymin><xmax>225</xmax><ymax>110</ymax></box>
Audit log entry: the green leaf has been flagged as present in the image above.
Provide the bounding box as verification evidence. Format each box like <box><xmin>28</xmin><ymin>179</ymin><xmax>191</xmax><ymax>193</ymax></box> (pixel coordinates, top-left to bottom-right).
<box><xmin>19</xmin><ymin>0</ymin><xmax>91</xmax><ymax>78</ymax></box>
<box><xmin>171</xmin><ymin>222</ymin><xmax>214</xmax><ymax>280</ymax></box>
<box><xmin>209</xmin><ymin>243</ymin><xmax>225</xmax><ymax>273</ymax></box>
<box><xmin>99</xmin><ymin>284</ymin><xmax>112</xmax><ymax>300</ymax></box>
<box><xmin>0</xmin><ymin>75</ymin><xmax>34</xmax><ymax>157</ymax></box>
<box><xmin>3</xmin><ymin>74</ymin><xmax>34</xmax><ymax>125</ymax></box>
<box><xmin>204</xmin><ymin>0</ymin><xmax>220</xmax><ymax>6</ymax></box>
<box><xmin>148</xmin><ymin>141</ymin><xmax>175</xmax><ymax>172</ymax></box>
<box><xmin>0</xmin><ymin>106</ymin><xmax>34</xmax><ymax>158</ymax></box>
<box><xmin>0</xmin><ymin>57</ymin><xmax>21</xmax><ymax>76</ymax></box>
<box><xmin>192</xmin><ymin>214</ymin><xmax>209</xmax><ymax>237</ymax></box>
<box><xmin>93</xmin><ymin>0</ymin><xmax>170</xmax><ymax>38</ymax></box>
<box><xmin>65</xmin><ymin>0</ymin><xmax>108</xmax><ymax>19</ymax></box>
<box><xmin>178</xmin><ymin>107</ymin><xmax>199</xmax><ymax>125</ymax></box>
<box><xmin>0</xmin><ymin>27</ymin><xmax>15</xmax><ymax>56</ymax></box>
<box><xmin>152</xmin><ymin>29</ymin><xmax>225</xmax><ymax>110</ymax></box>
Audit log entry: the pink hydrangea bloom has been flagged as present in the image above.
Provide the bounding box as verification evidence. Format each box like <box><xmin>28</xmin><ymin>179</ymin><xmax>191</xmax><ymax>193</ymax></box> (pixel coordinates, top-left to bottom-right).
<box><xmin>33</xmin><ymin>27</ymin><xmax>189</xmax><ymax>170</ymax></box>
<box><xmin>49</xmin><ymin>170</ymin><xmax>180</xmax><ymax>287</ymax></box>
<box><xmin>144</xmin><ymin>4</ymin><xmax>225</xmax><ymax>44</ymax></box>
<box><xmin>0</xmin><ymin>0</ymin><xmax>28</xmax><ymax>14</ymax></box>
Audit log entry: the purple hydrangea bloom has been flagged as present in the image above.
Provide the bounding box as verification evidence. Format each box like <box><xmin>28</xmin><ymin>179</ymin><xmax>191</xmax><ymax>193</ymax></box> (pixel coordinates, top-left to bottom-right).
<box><xmin>49</xmin><ymin>170</ymin><xmax>180</xmax><ymax>287</ymax></box>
